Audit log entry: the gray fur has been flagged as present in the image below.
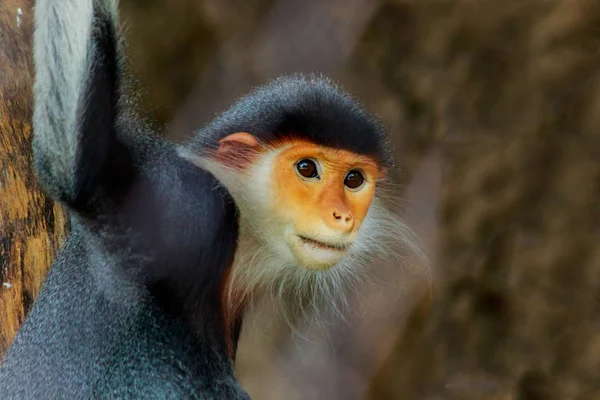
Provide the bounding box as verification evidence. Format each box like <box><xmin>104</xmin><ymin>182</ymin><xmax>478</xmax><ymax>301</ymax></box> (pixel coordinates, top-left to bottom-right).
<box><xmin>32</xmin><ymin>0</ymin><xmax>119</xmax><ymax>206</ymax></box>
<box><xmin>0</xmin><ymin>0</ymin><xmax>249</xmax><ymax>398</ymax></box>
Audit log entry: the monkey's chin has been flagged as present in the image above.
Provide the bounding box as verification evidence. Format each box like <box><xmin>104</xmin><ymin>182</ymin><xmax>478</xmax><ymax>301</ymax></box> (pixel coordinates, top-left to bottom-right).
<box><xmin>288</xmin><ymin>235</ymin><xmax>350</xmax><ymax>271</ymax></box>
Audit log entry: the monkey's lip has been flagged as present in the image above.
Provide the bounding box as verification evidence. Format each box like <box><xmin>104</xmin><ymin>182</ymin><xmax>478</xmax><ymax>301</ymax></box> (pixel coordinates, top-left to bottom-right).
<box><xmin>289</xmin><ymin>235</ymin><xmax>351</xmax><ymax>270</ymax></box>
<box><xmin>296</xmin><ymin>235</ymin><xmax>350</xmax><ymax>252</ymax></box>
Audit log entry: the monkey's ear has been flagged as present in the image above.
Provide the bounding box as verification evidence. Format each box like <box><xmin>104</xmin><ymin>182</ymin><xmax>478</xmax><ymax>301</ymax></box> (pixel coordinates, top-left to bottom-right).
<box><xmin>218</xmin><ymin>132</ymin><xmax>259</xmax><ymax>153</ymax></box>
<box><xmin>216</xmin><ymin>132</ymin><xmax>260</xmax><ymax>168</ymax></box>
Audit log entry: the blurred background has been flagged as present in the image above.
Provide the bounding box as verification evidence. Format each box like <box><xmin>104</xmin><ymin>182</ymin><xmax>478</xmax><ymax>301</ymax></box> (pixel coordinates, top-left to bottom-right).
<box><xmin>2</xmin><ymin>0</ymin><xmax>600</xmax><ymax>399</ymax></box>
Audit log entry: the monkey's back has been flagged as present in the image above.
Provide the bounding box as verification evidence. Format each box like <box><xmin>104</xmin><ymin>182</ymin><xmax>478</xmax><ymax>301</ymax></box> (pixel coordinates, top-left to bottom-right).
<box><xmin>0</xmin><ymin>230</ymin><xmax>243</xmax><ymax>399</ymax></box>
<box><xmin>0</xmin><ymin>132</ymin><xmax>248</xmax><ymax>399</ymax></box>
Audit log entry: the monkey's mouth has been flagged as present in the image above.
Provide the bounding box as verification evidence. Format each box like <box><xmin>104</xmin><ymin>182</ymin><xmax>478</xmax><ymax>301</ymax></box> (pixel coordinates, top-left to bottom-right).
<box><xmin>288</xmin><ymin>234</ymin><xmax>352</xmax><ymax>270</ymax></box>
<box><xmin>297</xmin><ymin>235</ymin><xmax>350</xmax><ymax>252</ymax></box>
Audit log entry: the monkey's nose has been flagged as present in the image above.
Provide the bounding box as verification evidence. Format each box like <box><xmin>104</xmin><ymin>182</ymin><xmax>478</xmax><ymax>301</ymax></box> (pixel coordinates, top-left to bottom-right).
<box><xmin>330</xmin><ymin>210</ymin><xmax>354</xmax><ymax>232</ymax></box>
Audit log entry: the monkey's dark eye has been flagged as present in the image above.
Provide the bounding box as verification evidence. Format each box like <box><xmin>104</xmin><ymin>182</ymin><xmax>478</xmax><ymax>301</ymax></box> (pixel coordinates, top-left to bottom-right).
<box><xmin>296</xmin><ymin>159</ymin><xmax>319</xmax><ymax>179</ymax></box>
<box><xmin>344</xmin><ymin>170</ymin><xmax>364</xmax><ymax>189</ymax></box>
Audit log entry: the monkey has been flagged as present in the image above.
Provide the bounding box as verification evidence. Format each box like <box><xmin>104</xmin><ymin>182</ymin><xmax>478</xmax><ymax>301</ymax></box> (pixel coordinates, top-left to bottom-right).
<box><xmin>178</xmin><ymin>76</ymin><xmax>426</xmax><ymax>342</ymax></box>
<box><xmin>0</xmin><ymin>0</ymin><xmax>424</xmax><ymax>398</ymax></box>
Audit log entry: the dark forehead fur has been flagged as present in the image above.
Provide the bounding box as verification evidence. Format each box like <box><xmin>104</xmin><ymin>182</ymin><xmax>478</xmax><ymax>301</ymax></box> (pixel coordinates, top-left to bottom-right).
<box><xmin>188</xmin><ymin>74</ymin><xmax>394</xmax><ymax>168</ymax></box>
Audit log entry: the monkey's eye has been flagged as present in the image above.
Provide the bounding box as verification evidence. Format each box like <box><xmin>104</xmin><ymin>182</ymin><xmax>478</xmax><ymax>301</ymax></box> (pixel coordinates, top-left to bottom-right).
<box><xmin>296</xmin><ymin>159</ymin><xmax>319</xmax><ymax>179</ymax></box>
<box><xmin>344</xmin><ymin>170</ymin><xmax>364</xmax><ymax>189</ymax></box>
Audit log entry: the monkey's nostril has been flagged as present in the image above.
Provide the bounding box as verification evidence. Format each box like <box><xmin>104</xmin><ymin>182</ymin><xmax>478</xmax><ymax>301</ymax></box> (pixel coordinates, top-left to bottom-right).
<box><xmin>333</xmin><ymin>211</ymin><xmax>352</xmax><ymax>224</ymax></box>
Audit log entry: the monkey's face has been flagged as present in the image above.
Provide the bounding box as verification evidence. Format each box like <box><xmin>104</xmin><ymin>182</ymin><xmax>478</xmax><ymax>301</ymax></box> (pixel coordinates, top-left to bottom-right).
<box><xmin>180</xmin><ymin>132</ymin><xmax>385</xmax><ymax>270</ymax></box>
<box><xmin>267</xmin><ymin>141</ymin><xmax>381</xmax><ymax>270</ymax></box>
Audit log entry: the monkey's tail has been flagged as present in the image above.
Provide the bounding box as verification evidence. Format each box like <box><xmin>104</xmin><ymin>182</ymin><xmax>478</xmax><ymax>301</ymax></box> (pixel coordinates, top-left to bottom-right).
<box><xmin>32</xmin><ymin>0</ymin><xmax>122</xmax><ymax>209</ymax></box>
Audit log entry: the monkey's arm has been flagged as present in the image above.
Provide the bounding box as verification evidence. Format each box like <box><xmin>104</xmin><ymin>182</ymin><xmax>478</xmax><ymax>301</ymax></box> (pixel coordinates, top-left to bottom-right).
<box><xmin>32</xmin><ymin>0</ymin><xmax>120</xmax><ymax>209</ymax></box>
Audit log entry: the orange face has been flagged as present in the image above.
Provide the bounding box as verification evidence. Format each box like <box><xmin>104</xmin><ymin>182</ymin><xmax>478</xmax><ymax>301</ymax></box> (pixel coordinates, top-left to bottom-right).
<box><xmin>266</xmin><ymin>139</ymin><xmax>383</xmax><ymax>269</ymax></box>
<box><xmin>271</xmin><ymin>141</ymin><xmax>378</xmax><ymax>235</ymax></box>
<box><xmin>213</xmin><ymin>132</ymin><xmax>385</xmax><ymax>270</ymax></box>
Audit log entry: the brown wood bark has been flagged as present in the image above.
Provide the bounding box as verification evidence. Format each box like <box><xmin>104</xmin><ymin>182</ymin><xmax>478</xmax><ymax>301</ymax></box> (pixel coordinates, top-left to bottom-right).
<box><xmin>0</xmin><ymin>0</ymin><xmax>69</xmax><ymax>356</ymax></box>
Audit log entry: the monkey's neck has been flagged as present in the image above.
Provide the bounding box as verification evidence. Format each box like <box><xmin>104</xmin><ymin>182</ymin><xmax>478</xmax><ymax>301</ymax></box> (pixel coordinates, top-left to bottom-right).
<box><xmin>220</xmin><ymin>273</ymin><xmax>247</xmax><ymax>360</ymax></box>
<box><xmin>220</xmin><ymin>224</ymin><xmax>265</xmax><ymax>358</ymax></box>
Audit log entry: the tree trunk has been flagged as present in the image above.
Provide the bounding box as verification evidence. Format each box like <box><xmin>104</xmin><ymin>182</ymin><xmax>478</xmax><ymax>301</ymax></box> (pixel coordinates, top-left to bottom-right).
<box><xmin>0</xmin><ymin>0</ymin><xmax>69</xmax><ymax>356</ymax></box>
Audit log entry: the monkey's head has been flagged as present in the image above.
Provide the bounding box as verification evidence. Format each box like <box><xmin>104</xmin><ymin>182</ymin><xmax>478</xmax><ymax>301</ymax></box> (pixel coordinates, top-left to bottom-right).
<box><xmin>180</xmin><ymin>75</ymin><xmax>424</xmax><ymax>323</ymax></box>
